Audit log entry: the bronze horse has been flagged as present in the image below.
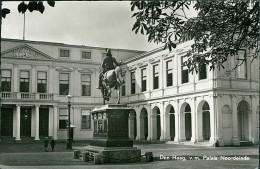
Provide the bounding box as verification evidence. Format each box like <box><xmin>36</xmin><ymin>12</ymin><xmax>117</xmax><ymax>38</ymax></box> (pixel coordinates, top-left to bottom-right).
<box><xmin>100</xmin><ymin>66</ymin><xmax>124</xmax><ymax>105</ymax></box>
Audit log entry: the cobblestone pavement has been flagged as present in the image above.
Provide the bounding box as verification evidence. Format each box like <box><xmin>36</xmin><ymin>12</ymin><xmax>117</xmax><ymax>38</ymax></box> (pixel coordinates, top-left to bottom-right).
<box><xmin>0</xmin><ymin>142</ymin><xmax>258</xmax><ymax>169</ymax></box>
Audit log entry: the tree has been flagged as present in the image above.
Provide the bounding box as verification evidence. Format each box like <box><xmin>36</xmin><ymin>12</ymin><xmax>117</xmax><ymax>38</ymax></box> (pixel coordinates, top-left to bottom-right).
<box><xmin>1</xmin><ymin>1</ymin><xmax>55</xmax><ymax>18</ymax></box>
<box><xmin>131</xmin><ymin>1</ymin><xmax>259</xmax><ymax>73</ymax></box>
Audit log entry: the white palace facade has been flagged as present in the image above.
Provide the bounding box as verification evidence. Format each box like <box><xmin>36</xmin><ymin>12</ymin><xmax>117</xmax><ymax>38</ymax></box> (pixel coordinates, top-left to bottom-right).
<box><xmin>0</xmin><ymin>38</ymin><xmax>259</xmax><ymax>146</ymax></box>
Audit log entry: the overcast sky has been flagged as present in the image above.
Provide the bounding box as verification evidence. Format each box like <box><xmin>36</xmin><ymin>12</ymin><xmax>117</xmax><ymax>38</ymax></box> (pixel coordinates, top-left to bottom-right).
<box><xmin>1</xmin><ymin>1</ymin><xmax>162</xmax><ymax>51</ymax></box>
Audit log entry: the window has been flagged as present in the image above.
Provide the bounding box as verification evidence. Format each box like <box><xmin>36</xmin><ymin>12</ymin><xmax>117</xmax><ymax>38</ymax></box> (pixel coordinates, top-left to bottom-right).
<box><xmin>81</xmin><ymin>109</ymin><xmax>91</xmax><ymax>129</ymax></box>
<box><xmin>59</xmin><ymin>73</ymin><xmax>69</xmax><ymax>95</ymax></box>
<box><xmin>20</xmin><ymin>71</ymin><xmax>30</xmax><ymax>92</ymax></box>
<box><xmin>199</xmin><ymin>64</ymin><xmax>207</xmax><ymax>80</ymax></box>
<box><xmin>153</xmin><ymin>64</ymin><xmax>159</xmax><ymax>89</ymax></box>
<box><xmin>121</xmin><ymin>73</ymin><xmax>126</xmax><ymax>96</ymax></box>
<box><xmin>60</xmin><ymin>49</ymin><xmax>70</xmax><ymax>58</ymax></box>
<box><xmin>131</xmin><ymin>72</ymin><xmax>135</xmax><ymax>94</ymax></box>
<box><xmin>141</xmin><ymin>68</ymin><xmax>147</xmax><ymax>92</ymax></box>
<box><xmin>82</xmin><ymin>51</ymin><xmax>91</xmax><ymax>59</ymax></box>
<box><xmin>82</xmin><ymin>74</ymin><xmax>91</xmax><ymax>96</ymax></box>
<box><xmin>166</xmin><ymin>60</ymin><xmax>173</xmax><ymax>86</ymax></box>
<box><xmin>37</xmin><ymin>72</ymin><xmax>47</xmax><ymax>93</ymax></box>
<box><xmin>237</xmin><ymin>51</ymin><xmax>247</xmax><ymax>79</ymax></box>
<box><xmin>59</xmin><ymin>108</ymin><xmax>68</xmax><ymax>129</ymax></box>
<box><xmin>181</xmin><ymin>57</ymin><xmax>189</xmax><ymax>83</ymax></box>
<box><xmin>1</xmin><ymin>70</ymin><xmax>11</xmax><ymax>92</ymax></box>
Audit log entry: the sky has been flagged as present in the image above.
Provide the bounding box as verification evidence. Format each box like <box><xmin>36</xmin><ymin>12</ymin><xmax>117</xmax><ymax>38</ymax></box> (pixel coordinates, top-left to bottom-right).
<box><xmin>1</xmin><ymin>1</ymin><xmax>162</xmax><ymax>51</ymax></box>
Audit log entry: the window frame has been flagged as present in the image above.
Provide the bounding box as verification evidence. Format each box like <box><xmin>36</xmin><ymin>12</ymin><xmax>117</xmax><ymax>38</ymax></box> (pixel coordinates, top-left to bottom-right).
<box><xmin>181</xmin><ymin>56</ymin><xmax>189</xmax><ymax>84</ymax></box>
<box><xmin>236</xmin><ymin>50</ymin><xmax>247</xmax><ymax>79</ymax></box>
<box><xmin>1</xmin><ymin>69</ymin><xmax>12</xmax><ymax>92</ymax></box>
<box><xmin>81</xmin><ymin>109</ymin><xmax>91</xmax><ymax>129</ymax></box>
<box><xmin>81</xmin><ymin>74</ymin><xmax>91</xmax><ymax>96</ymax></box>
<box><xmin>81</xmin><ymin>51</ymin><xmax>92</xmax><ymax>59</ymax></box>
<box><xmin>59</xmin><ymin>49</ymin><xmax>70</xmax><ymax>58</ymax></box>
<box><xmin>59</xmin><ymin>108</ymin><xmax>68</xmax><ymax>130</ymax></box>
<box><xmin>153</xmin><ymin>64</ymin><xmax>159</xmax><ymax>89</ymax></box>
<box><xmin>19</xmin><ymin>70</ymin><xmax>30</xmax><ymax>92</ymax></box>
<box><xmin>166</xmin><ymin>60</ymin><xmax>173</xmax><ymax>87</ymax></box>
<box><xmin>141</xmin><ymin>68</ymin><xmax>147</xmax><ymax>92</ymax></box>
<box><xmin>131</xmin><ymin>71</ymin><xmax>136</xmax><ymax>94</ymax></box>
<box><xmin>37</xmin><ymin>71</ymin><xmax>47</xmax><ymax>93</ymax></box>
<box><xmin>59</xmin><ymin>73</ymin><xmax>70</xmax><ymax>96</ymax></box>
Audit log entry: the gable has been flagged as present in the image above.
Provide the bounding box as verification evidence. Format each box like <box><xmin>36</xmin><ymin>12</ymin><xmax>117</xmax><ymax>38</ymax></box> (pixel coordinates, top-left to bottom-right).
<box><xmin>1</xmin><ymin>44</ymin><xmax>55</xmax><ymax>60</ymax></box>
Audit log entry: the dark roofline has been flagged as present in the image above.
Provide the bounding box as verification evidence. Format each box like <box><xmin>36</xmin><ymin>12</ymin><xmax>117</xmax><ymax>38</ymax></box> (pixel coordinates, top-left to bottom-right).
<box><xmin>1</xmin><ymin>38</ymin><xmax>146</xmax><ymax>54</ymax></box>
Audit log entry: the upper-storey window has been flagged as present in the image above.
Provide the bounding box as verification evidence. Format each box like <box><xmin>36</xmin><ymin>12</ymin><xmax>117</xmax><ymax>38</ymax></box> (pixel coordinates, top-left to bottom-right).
<box><xmin>131</xmin><ymin>72</ymin><xmax>135</xmax><ymax>94</ymax></box>
<box><xmin>20</xmin><ymin>71</ymin><xmax>30</xmax><ymax>92</ymax></box>
<box><xmin>37</xmin><ymin>71</ymin><xmax>47</xmax><ymax>93</ymax></box>
<box><xmin>199</xmin><ymin>64</ymin><xmax>207</xmax><ymax>80</ymax></box>
<box><xmin>59</xmin><ymin>73</ymin><xmax>69</xmax><ymax>95</ymax></box>
<box><xmin>153</xmin><ymin>64</ymin><xmax>159</xmax><ymax>89</ymax></box>
<box><xmin>121</xmin><ymin>73</ymin><xmax>126</xmax><ymax>96</ymax></box>
<box><xmin>166</xmin><ymin>60</ymin><xmax>173</xmax><ymax>87</ymax></box>
<box><xmin>60</xmin><ymin>49</ymin><xmax>70</xmax><ymax>58</ymax></box>
<box><xmin>141</xmin><ymin>68</ymin><xmax>147</xmax><ymax>92</ymax></box>
<box><xmin>237</xmin><ymin>51</ymin><xmax>247</xmax><ymax>79</ymax></box>
<box><xmin>81</xmin><ymin>74</ymin><xmax>91</xmax><ymax>96</ymax></box>
<box><xmin>82</xmin><ymin>51</ymin><xmax>91</xmax><ymax>59</ymax></box>
<box><xmin>181</xmin><ymin>57</ymin><xmax>189</xmax><ymax>84</ymax></box>
<box><xmin>1</xmin><ymin>70</ymin><xmax>11</xmax><ymax>92</ymax></box>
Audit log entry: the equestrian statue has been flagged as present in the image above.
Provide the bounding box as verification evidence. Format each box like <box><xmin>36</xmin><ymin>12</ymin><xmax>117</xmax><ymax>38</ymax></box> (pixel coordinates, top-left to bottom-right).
<box><xmin>97</xmin><ymin>48</ymin><xmax>124</xmax><ymax>105</ymax></box>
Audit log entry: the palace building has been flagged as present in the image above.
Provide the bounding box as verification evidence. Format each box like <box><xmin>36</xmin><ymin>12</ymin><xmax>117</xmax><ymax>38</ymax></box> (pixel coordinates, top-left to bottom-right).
<box><xmin>0</xmin><ymin>38</ymin><xmax>259</xmax><ymax>146</ymax></box>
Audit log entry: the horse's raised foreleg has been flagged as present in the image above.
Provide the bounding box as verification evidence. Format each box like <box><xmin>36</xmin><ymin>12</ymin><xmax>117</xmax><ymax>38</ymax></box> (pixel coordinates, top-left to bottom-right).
<box><xmin>117</xmin><ymin>86</ymin><xmax>120</xmax><ymax>104</ymax></box>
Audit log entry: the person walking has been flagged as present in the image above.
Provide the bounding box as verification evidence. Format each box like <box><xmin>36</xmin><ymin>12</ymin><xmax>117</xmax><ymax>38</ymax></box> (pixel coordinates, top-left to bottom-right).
<box><xmin>50</xmin><ymin>137</ymin><xmax>56</xmax><ymax>152</ymax></box>
<box><xmin>43</xmin><ymin>137</ymin><xmax>49</xmax><ymax>152</ymax></box>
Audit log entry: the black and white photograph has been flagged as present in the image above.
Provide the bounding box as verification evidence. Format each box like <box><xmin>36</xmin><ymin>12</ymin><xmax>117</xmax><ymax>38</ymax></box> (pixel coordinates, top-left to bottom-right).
<box><xmin>0</xmin><ymin>1</ymin><xmax>259</xmax><ymax>169</ymax></box>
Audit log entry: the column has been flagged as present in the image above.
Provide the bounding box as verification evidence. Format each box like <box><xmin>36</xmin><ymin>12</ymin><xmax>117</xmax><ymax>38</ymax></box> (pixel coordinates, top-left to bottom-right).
<box><xmin>191</xmin><ymin>98</ymin><xmax>197</xmax><ymax>143</ymax></box>
<box><xmin>215</xmin><ymin>95</ymin><xmax>225</xmax><ymax>146</ymax></box>
<box><xmin>160</xmin><ymin>103</ymin><xmax>165</xmax><ymax>141</ymax></box>
<box><xmin>209</xmin><ymin>96</ymin><xmax>216</xmax><ymax>144</ymax></box>
<box><xmin>48</xmin><ymin>107</ymin><xmax>54</xmax><ymax>137</ymax></box>
<box><xmin>196</xmin><ymin>111</ymin><xmax>203</xmax><ymax>142</ymax></box>
<box><xmin>15</xmin><ymin>104</ymin><xmax>21</xmax><ymax>141</ymax></box>
<box><xmin>174</xmin><ymin>100</ymin><xmax>180</xmax><ymax>142</ymax></box>
<box><xmin>164</xmin><ymin>113</ymin><xmax>170</xmax><ymax>141</ymax></box>
<box><xmin>53</xmin><ymin>105</ymin><xmax>58</xmax><ymax>140</ymax></box>
<box><xmin>146</xmin><ymin>106</ymin><xmax>152</xmax><ymax>141</ymax></box>
<box><xmin>231</xmin><ymin>95</ymin><xmax>240</xmax><ymax>146</ymax></box>
<box><xmin>136</xmin><ymin>114</ymin><xmax>141</xmax><ymax>140</ymax></box>
<box><xmin>34</xmin><ymin>105</ymin><xmax>40</xmax><ymax>140</ymax></box>
<box><xmin>174</xmin><ymin>113</ymin><xmax>180</xmax><ymax>142</ymax></box>
<box><xmin>150</xmin><ymin>114</ymin><xmax>157</xmax><ymax>140</ymax></box>
<box><xmin>179</xmin><ymin>113</ymin><xmax>186</xmax><ymax>141</ymax></box>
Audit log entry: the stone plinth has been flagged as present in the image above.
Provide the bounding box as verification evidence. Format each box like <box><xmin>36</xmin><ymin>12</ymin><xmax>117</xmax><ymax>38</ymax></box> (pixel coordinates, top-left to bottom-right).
<box><xmin>86</xmin><ymin>104</ymin><xmax>141</xmax><ymax>163</ymax></box>
<box><xmin>85</xmin><ymin>146</ymin><xmax>141</xmax><ymax>163</ymax></box>
<box><xmin>90</xmin><ymin>104</ymin><xmax>133</xmax><ymax>147</ymax></box>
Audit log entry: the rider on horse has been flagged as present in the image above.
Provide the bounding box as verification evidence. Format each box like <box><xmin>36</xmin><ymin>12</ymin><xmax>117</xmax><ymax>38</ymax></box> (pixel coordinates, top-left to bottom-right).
<box><xmin>97</xmin><ymin>48</ymin><xmax>119</xmax><ymax>89</ymax></box>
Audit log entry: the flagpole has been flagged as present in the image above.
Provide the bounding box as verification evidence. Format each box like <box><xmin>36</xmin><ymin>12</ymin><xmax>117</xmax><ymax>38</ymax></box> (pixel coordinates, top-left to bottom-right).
<box><xmin>23</xmin><ymin>12</ymin><xmax>25</xmax><ymax>40</ymax></box>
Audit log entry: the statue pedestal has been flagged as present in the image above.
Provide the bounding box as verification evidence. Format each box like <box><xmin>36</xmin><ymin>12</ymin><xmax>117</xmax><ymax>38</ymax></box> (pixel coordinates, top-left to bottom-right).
<box><xmin>85</xmin><ymin>104</ymin><xmax>141</xmax><ymax>163</ymax></box>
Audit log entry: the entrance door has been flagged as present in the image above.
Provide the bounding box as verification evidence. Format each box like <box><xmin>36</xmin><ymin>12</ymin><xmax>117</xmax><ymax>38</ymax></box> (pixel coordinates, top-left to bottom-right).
<box><xmin>39</xmin><ymin>108</ymin><xmax>49</xmax><ymax>137</ymax></box>
<box><xmin>1</xmin><ymin>108</ymin><xmax>13</xmax><ymax>136</ymax></box>
<box><xmin>185</xmin><ymin>113</ymin><xmax>191</xmax><ymax>140</ymax></box>
<box><xmin>237</xmin><ymin>101</ymin><xmax>249</xmax><ymax>141</ymax></box>
<box><xmin>203</xmin><ymin>111</ymin><xmax>211</xmax><ymax>140</ymax></box>
<box><xmin>170</xmin><ymin>114</ymin><xmax>175</xmax><ymax>141</ymax></box>
<box><xmin>20</xmin><ymin>108</ymin><xmax>31</xmax><ymax>136</ymax></box>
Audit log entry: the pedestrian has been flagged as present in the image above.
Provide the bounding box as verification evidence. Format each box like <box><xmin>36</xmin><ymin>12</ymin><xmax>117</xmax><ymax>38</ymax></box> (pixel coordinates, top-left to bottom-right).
<box><xmin>44</xmin><ymin>137</ymin><xmax>49</xmax><ymax>152</ymax></box>
<box><xmin>50</xmin><ymin>137</ymin><xmax>56</xmax><ymax>152</ymax></box>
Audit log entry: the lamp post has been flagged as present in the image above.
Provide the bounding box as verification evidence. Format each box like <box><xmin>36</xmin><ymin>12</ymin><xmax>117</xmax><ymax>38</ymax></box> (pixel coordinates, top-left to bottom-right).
<box><xmin>66</xmin><ymin>94</ymin><xmax>72</xmax><ymax>149</ymax></box>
